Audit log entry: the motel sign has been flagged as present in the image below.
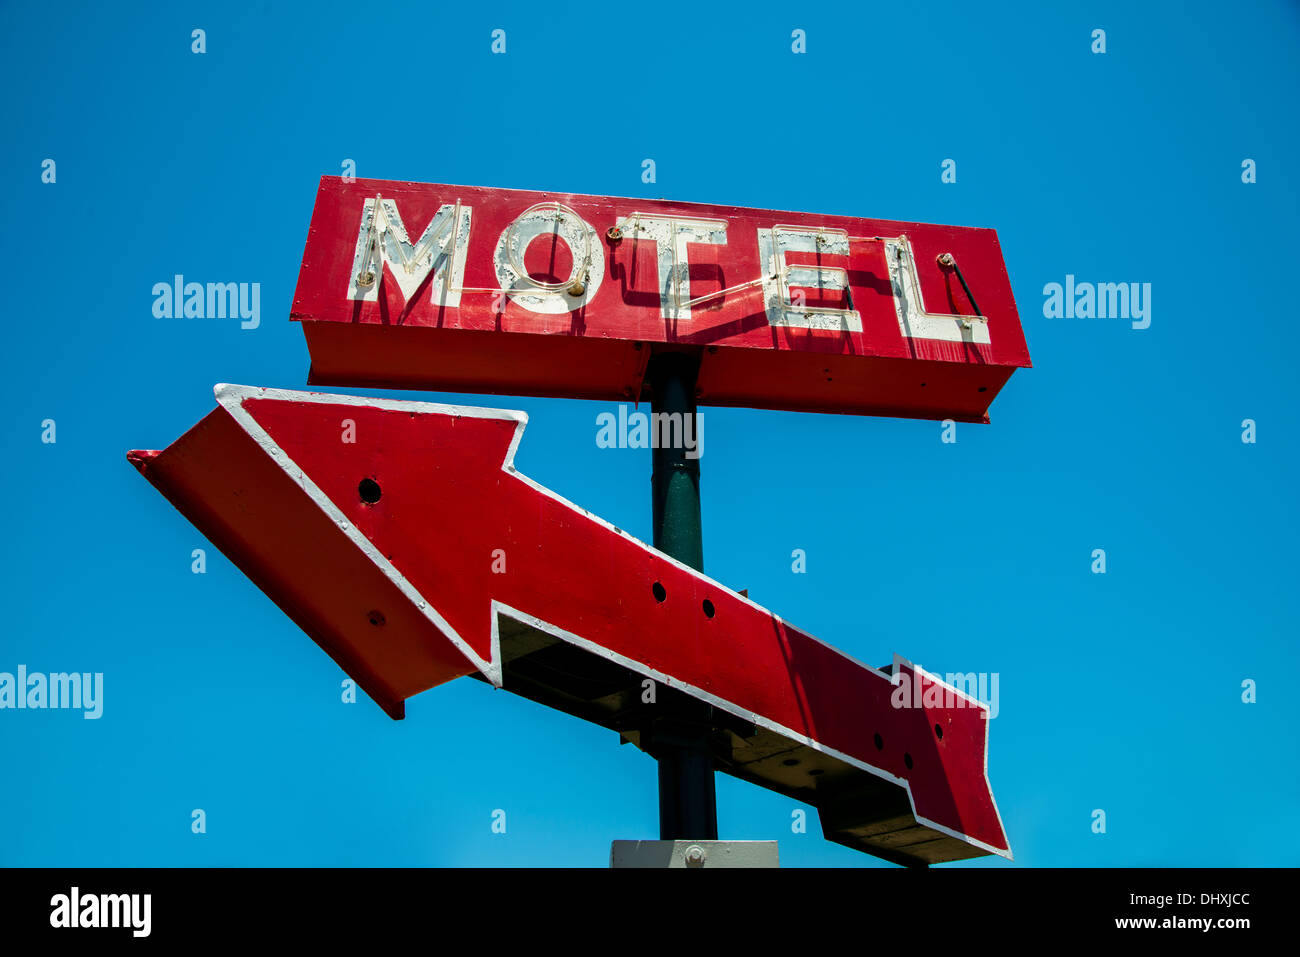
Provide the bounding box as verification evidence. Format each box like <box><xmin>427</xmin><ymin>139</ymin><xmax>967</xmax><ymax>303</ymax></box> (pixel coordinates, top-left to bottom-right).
<box><xmin>129</xmin><ymin>177</ymin><xmax>1030</xmax><ymax>866</ymax></box>
<box><xmin>293</xmin><ymin>178</ymin><xmax>1030</xmax><ymax>422</ymax></box>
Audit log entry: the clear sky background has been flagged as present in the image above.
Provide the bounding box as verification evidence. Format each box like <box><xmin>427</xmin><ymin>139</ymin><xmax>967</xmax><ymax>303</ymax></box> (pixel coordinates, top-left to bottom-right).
<box><xmin>2</xmin><ymin>1</ymin><xmax>1296</xmax><ymax>867</ymax></box>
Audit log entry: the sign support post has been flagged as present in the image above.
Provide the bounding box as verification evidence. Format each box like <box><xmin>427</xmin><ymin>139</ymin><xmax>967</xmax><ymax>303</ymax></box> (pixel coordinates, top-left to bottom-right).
<box><xmin>646</xmin><ymin>351</ymin><xmax>718</xmax><ymax>841</ymax></box>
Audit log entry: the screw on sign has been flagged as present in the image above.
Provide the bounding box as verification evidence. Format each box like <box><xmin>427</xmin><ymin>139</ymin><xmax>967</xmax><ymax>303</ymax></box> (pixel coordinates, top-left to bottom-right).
<box><xmin>128</xmin><ymin>178</ymin><xmax>1030</xmax><ymax>867</ymax></box>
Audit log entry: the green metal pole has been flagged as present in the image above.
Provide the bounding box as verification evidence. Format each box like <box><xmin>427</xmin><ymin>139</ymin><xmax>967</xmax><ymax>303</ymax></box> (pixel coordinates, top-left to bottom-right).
<box><xmin>647</xmin><ymin>351</ymin><xmax>718</xmax><ymax>841</ymax></box>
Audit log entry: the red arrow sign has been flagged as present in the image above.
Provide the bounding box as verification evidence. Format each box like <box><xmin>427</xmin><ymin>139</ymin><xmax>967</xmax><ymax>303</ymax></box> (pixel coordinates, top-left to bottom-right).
<box><xmin>128</xmin><ymin>385</ymin><xmax>1010</xmax><ymax>865</ymax></box>
<box><xmin>293</xmin><ymin>178</ymin><xmax>1030</xmax><ymax>422</ymax></box>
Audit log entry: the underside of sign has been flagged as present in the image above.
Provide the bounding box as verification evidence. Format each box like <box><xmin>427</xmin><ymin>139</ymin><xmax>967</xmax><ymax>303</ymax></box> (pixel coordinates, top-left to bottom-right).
<box><xmin>127</xmin><ymin>385</ymin><xmax>1011</xmax><ymax>866</ymax></box>
<box><xmin>292</xmin><ymin>178</ymin><xmax>1030</xmax><ymax>422</ymax></box>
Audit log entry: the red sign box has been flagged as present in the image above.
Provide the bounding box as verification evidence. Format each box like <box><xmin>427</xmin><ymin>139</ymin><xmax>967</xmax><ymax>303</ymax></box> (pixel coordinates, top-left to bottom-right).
<box><xmin>293</xmin><ymin>178</ymin><xmax>1030</xmax><ymax>421</ymax></box>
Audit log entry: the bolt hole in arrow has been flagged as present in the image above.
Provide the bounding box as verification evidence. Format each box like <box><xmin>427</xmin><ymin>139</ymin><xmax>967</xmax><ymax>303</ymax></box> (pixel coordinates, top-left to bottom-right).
<box><xmin>127</xmin><ymin>384</ymin><xmax>1011</xmax><ymax>867</ymax></box>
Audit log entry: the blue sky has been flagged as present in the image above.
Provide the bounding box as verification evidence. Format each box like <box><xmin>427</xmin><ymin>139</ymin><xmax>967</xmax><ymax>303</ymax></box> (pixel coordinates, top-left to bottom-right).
<box><xmin>2</xmin><ymin>0</ymin><xmax>1297</xmax><ymax>866</ymax></box>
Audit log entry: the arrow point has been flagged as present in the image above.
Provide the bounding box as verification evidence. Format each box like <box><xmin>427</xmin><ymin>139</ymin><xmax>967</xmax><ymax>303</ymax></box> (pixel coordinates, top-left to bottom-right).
<box><xmin>126</xmin><ymin>449</ymin><xmax>161</xmax><ymax>474</ymax></box>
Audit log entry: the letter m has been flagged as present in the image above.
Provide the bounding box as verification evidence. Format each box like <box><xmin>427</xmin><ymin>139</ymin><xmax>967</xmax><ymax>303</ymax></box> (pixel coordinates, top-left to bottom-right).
<box><xmin>206</xmin><ymin>282</ymin><xmax>238</xmax><ymax>319</ymax></box>
<box><xmin>1098</xmin><ymin>282</ymin><xmax>1129</xmax><ymax>319</ymax></box>
<box><xmin>51</xmin><ymin>673</ymin><xmax>80</xmax><ymax>709</ymax></box>
<box><xmin>945</xmin><ymin>672</ymin><xmax>979</xmax><ymax>703</ymax></box>
<box><xmin>653</xmin><ymin>412</ymin><xmax>684</xmax><ymax>450</ymax></box>
<box><xmin>101</xmin><ymin>895</ymin><xmax>128</xmax><ymax>928</ymax></box>
<box><xmin>349</xmin><ymin>197</ymin><xmax>472</xmax><ymax>309</ymax></box>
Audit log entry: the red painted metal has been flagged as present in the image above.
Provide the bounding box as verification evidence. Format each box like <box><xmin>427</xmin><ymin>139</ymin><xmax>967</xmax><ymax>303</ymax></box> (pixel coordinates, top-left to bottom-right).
<box><xmin>128</xmin><ymin>385</ymin><xmax>1010</xmax><ymax>864</ymax></box>
<box><xmin>293</xmin><ymin>178</ymin><xmax>1030</xmax><ymax>422</ymax></box>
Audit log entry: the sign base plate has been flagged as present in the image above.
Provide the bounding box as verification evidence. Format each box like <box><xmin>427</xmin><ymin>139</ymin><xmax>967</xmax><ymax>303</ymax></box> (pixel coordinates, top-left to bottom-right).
<box><xmin>609</xmin><ymin>840</ymin><xmax>779</xmax><ymax>869</ymax></box>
